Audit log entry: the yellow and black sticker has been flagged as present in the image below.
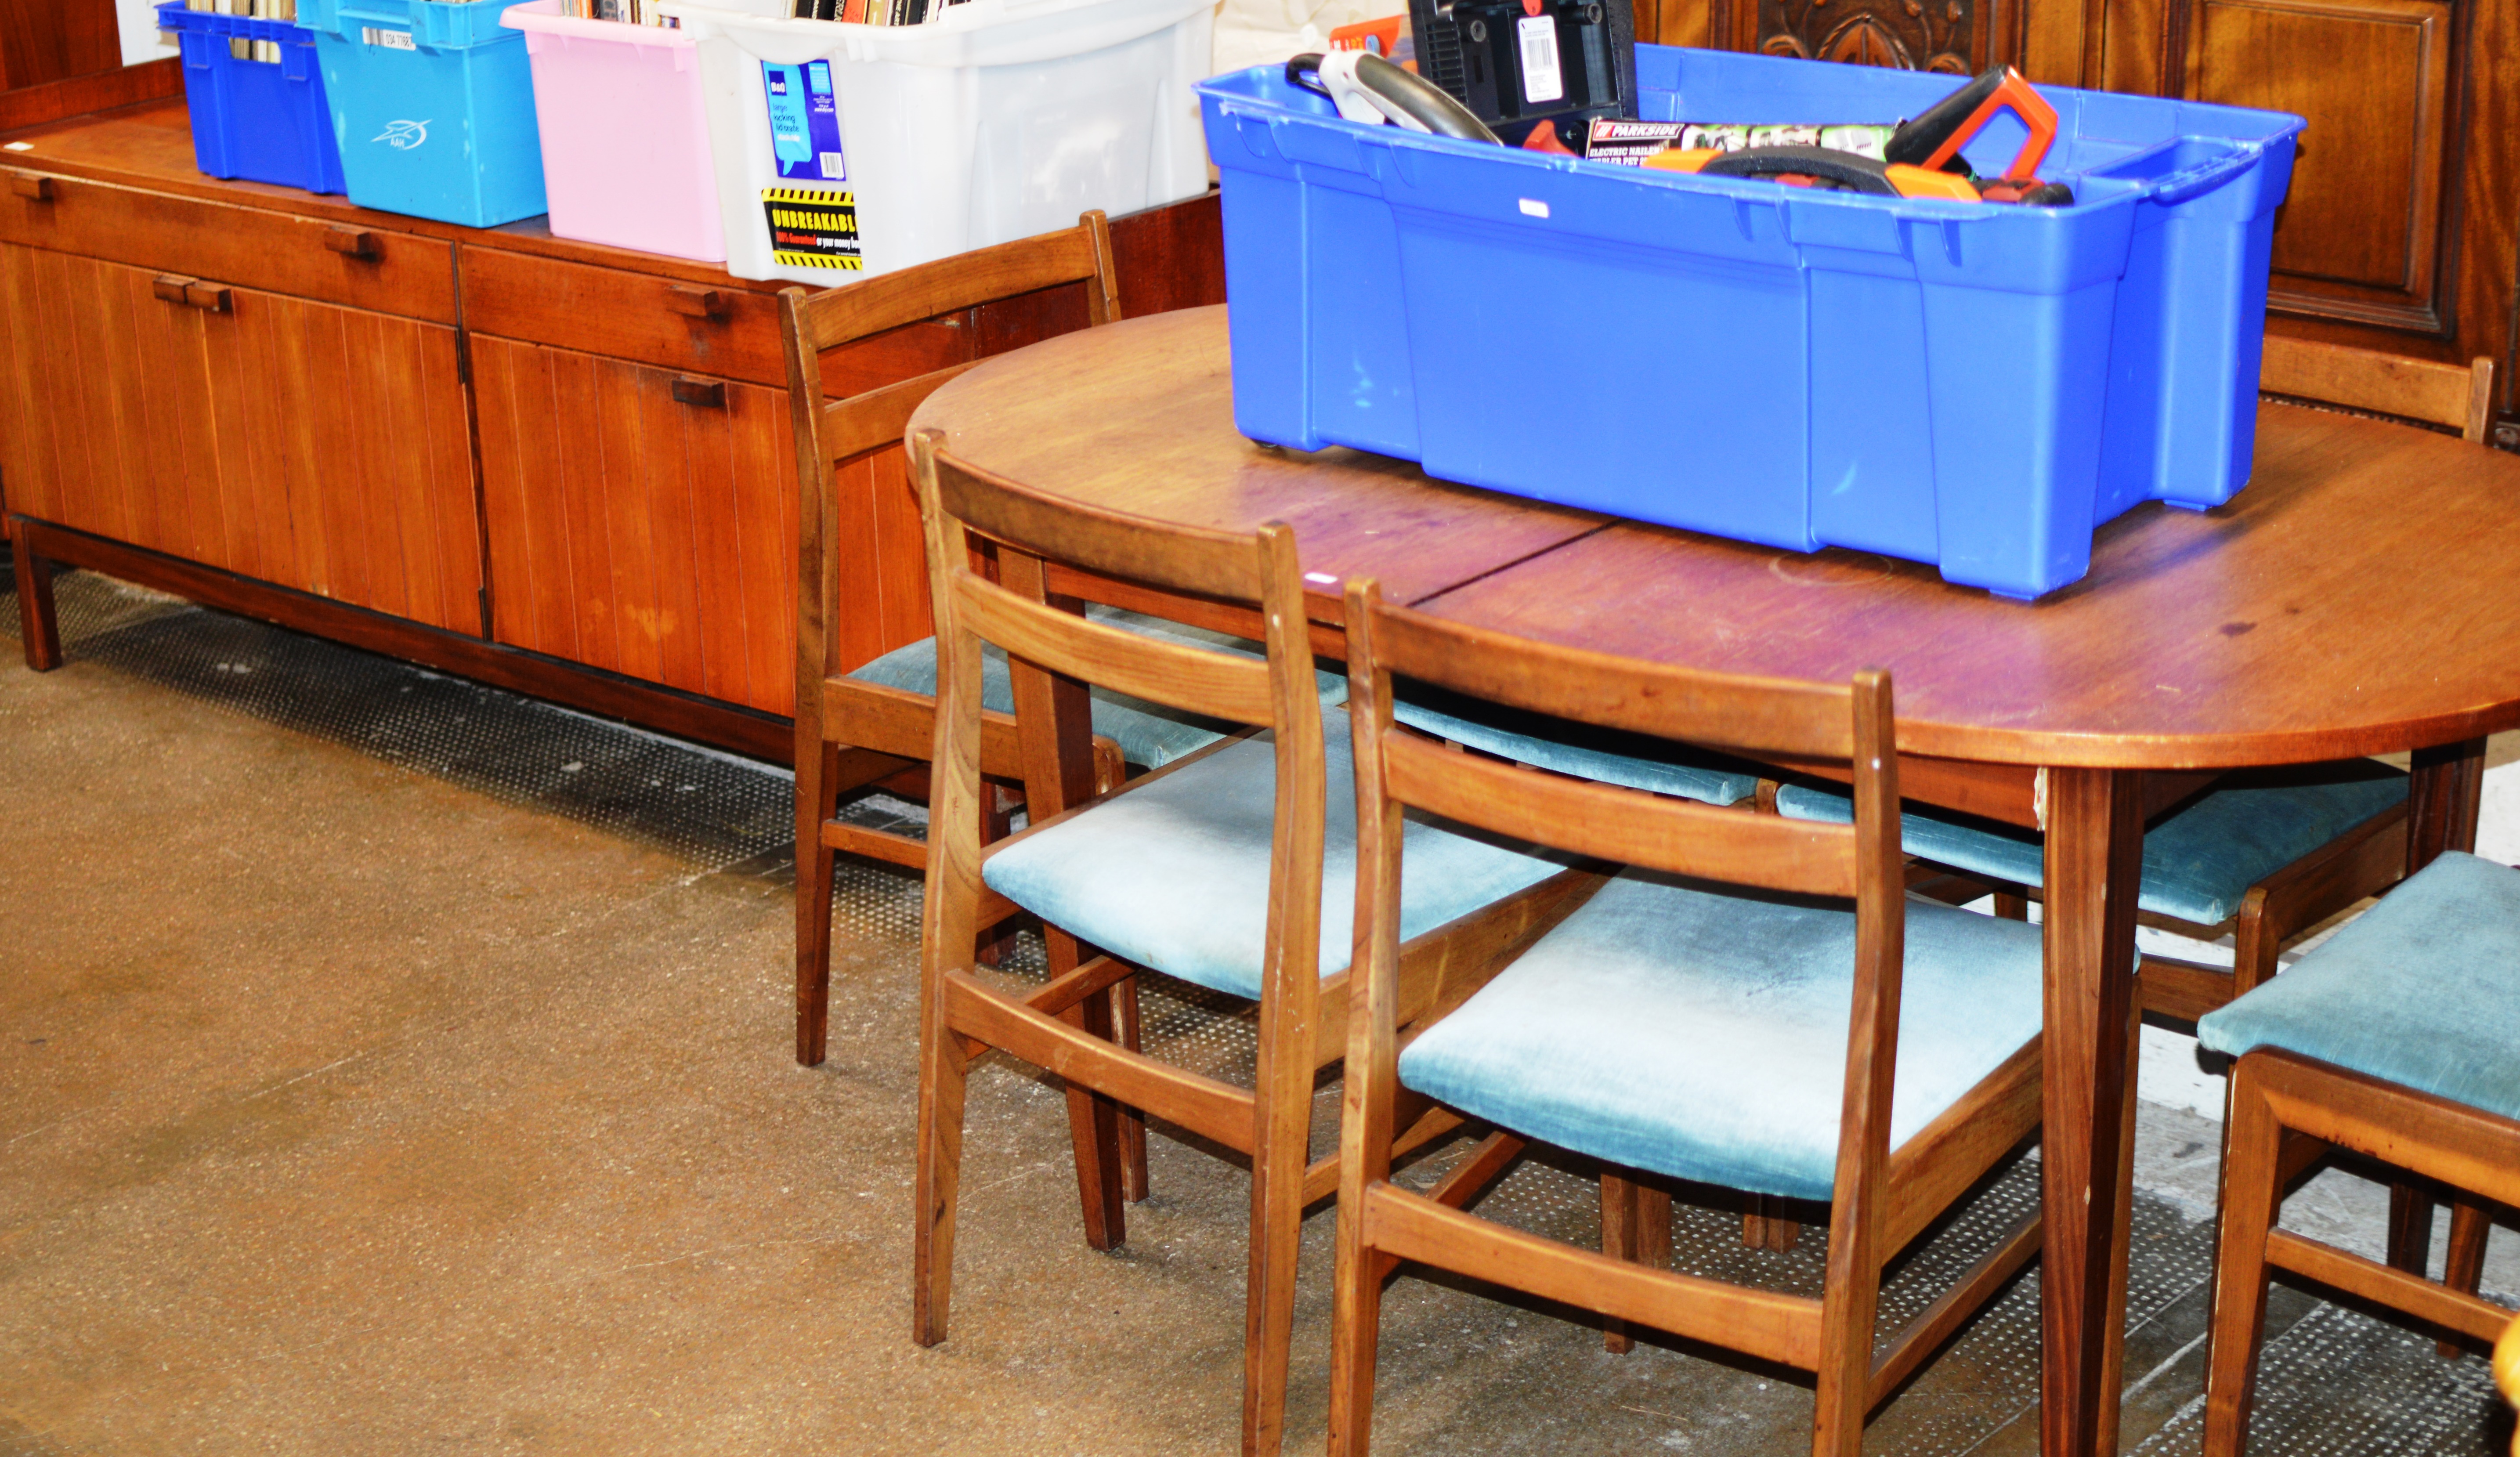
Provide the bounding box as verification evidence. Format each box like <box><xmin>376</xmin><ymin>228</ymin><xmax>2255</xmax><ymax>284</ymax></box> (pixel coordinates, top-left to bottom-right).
<box><xmin>761</xmin><ymin>186</ymin><xmax>862</xmax><ymax>271</ymax></box>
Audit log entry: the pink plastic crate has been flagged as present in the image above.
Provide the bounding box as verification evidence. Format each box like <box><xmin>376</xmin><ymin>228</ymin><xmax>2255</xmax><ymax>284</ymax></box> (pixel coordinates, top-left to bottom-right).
<box><xmin>503</xmin><ymin>0</ymin><xmax>723</xmax><ymax>261</ymax></box>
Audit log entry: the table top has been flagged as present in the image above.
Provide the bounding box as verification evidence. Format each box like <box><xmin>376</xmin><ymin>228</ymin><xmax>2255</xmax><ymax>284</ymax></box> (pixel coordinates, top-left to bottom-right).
<box><xmin>912</xmin><ymin>305</ymin><xmax>1607</xmax><ymax>618</ymax></box>
<box><xmin>913</xmin><ymin>305</ymin><xmax>2520</xmax><ymax>770</ymax></box>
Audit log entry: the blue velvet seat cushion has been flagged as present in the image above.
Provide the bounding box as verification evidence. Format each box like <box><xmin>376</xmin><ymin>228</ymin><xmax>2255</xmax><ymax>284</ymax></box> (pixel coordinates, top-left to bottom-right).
<box><xmin>848</xmin><ymin>605</ymin><xmax>1347</xmax><ymax>771</ymax></box>
<box><xmin>1398</xmin><ymin>870</ymin><xmax>2049</xmax><ymax>1202</ymax></box>
<box><xmin>2197</xmin><ymin>851</ymin><xmax>2520</xmax><ymax>1123</ymax></box>
<box><xmin>982</xmin><ymin>712</ymin><xmax>1571</xmax><ymax>1001</ymax></box>
<box><xmin>1391</xmin><ymin>682</ymin><xmax>1761</xmax><ymax>808</ymax></box>
<box><xmin>1773</xmin><ymin>761</ymin><xmax>2407</xmax><ymax>926</ymax></box>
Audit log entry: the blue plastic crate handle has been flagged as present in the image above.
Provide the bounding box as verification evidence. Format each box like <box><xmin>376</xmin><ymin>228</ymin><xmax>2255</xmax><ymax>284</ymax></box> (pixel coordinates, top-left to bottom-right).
<box><xmin>2148</xmin><ymin>144</ymin><xmax>2262</xmax><ymax>205</ymax></box>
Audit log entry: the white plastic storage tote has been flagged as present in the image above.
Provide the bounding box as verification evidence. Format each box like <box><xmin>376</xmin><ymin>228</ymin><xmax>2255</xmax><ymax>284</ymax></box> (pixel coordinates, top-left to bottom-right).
<box><xmin>657</xmin><ymin>0</ymin><xmax>1213</xmax><ymax>282</ymax></box>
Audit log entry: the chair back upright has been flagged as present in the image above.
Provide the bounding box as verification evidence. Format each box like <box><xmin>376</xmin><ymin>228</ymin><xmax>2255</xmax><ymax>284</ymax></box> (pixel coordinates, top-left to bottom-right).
<box><xmin>2260</xmin><ymin>335</ymin><xmax>2497</xmax><ymax>443</ymax></box>
<box><xmin>781</xmin><ymin>212</ymin><xmax>1121</xmax><ymax>704</ymax></box>
<box><xmin>909</xmin><ymin>427</ymin><xmax>1330</xmax><ymax>1012</ymax></box>
<box><xmin>1341</xmin><ymin>580</ymin><xmax>1907</xmax><ymax>1289</ymax></box>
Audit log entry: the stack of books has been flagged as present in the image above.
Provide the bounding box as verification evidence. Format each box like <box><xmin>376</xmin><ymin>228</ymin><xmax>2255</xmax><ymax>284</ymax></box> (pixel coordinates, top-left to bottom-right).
<box><xmin>553</xmin><ymin>0</ymin><xmax>680</xmax><ymax>23</ymax></box>
<box><xmin>188</xmin><ymin>0</ymin><xmax>296</xmax><ymax>61</ymax></box>
<box><xmin>785</xmin><ymin>0</ymin><xmax>969</xmax><ymax>24</ymax></box>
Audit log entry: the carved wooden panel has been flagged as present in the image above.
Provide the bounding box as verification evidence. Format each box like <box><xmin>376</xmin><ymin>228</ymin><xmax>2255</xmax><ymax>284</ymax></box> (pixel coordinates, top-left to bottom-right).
<box><xmin>1760</xmin><ymin>0</ymin><xmax>1982</xmax><ymax>68</ymax></box>
<box><xmin>2184</xmin><ymin>0</ymin><xmax>2457</xmax><ymax>333</ymax></box>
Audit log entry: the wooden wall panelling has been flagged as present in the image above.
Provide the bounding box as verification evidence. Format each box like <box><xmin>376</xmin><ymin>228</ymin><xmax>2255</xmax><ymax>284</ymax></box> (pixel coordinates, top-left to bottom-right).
<box><xmin>0</xmin><ymin>0</ymin><xmax>121</xmax><ymax>93</ymax></box>
<box><xmin>1702</xmin><ymin>0</ymin><xmax>1999</xmax><ymax>69</ymax></box>
<box><xmin>0</xmin><ymin>57</ymin><xmax>181</xmax><ymax>134</ymax></box>
<box><xmin>2019</xmin><ymin>0</ymin><xmax>2515</xmax><ymax>444</ymax></box>
<box><xmin>2187</xmin><ymin>0</ymin><xmax>2456</xmax><ymax>333</ymax></box>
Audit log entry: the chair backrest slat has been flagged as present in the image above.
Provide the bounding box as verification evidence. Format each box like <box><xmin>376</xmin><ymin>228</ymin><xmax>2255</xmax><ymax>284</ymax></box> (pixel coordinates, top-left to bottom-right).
<box><xmin>1382</xmin><ymin>729</ymin><xmax>1858</xmax><ymax>897</ymax></box>
<box><xmin>797</xmin><ymin>223</ymin><xmax>1115</xmax><ymax>352</ymax></box>
<box><xmin>819</xmin><ymin>360</ymin><xmax>986</xmax><ymax>465</ymax></box>
<box><xmin>950</xmin><ymin>573</ymin><xmax>1278</xmax><ymax>726</ymax></box>
<box><xmin>934</xmin><ymin>450</ymin><xmax>1272</xmax><ymax>603</ymax></box>
<box><xmin>1366</xmin><ymin>600</ymin><xmax>1855</xmax><ymax>761</ymax></box>
<box><xmin>2261</xmin><ymin>336</ymin><xmax>2496</xmax><ymax>443</ymax></box>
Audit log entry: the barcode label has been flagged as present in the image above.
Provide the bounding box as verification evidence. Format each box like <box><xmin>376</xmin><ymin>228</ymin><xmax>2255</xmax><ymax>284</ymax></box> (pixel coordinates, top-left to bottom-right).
<box><xmin>1517</xmin><ymin>15</ymin><xmax>1563</xmax><ymax>105</ymax></box>
<box><xmin>818</xmin><ymin>152</ymin><xmax>846</xmax><ymax>181</ymax></box>
<box><xmin>361</xmin><ymin>25</ymin><xmax>415</xmax><ymax>48</ymax></box>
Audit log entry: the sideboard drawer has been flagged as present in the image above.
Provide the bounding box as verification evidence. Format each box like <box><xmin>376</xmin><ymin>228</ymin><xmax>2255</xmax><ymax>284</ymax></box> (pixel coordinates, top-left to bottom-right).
<box><xmin>462</xmin><ymin>246</ymin><xmax>790</xmax><ymax>387</ymax></box>
<box><xmin>0</xmin><ymin>167</ymin><xmax>455</xmax><ymax>324</ymax></box>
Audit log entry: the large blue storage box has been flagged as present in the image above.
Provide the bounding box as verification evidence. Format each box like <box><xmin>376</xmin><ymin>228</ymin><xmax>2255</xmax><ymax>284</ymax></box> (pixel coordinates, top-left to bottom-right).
<box><xmin>1197</xmin><ymin>49</ymin><xmax>2304</xmax><ymax>599</ymax></box>
<box><xmin>159</xmin><ymin>2</ymin><xmax>347</xmax><ymax>194</ymax></box>
<box><xmin>298</xmin><ymin>0</ymin><xmax>547</xmax><ymax>227</ymax></box>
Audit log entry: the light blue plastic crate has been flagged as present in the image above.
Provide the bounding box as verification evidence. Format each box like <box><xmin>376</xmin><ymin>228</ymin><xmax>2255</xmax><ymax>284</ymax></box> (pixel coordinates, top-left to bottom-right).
<box><xmin>1197</xmin><ymin>48</ymin><xmax>2303</xmax><ymax>600</ymax></box>
<box><xmin>159</xmin><ymin>2</ymin><xmax>347</xmax><ymax>194</ymax></box>
<box><xmin>298</xmin><ymin>0</ymin><xmax>546</xmax><ymax>227</ymax></box>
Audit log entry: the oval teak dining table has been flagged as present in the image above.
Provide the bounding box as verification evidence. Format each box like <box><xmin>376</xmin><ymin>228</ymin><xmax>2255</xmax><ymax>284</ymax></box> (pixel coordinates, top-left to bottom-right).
<box><xmin>910</xmin><ymin>303</ymin><xmax>2520</xmax><ymax>1457</ymax></box>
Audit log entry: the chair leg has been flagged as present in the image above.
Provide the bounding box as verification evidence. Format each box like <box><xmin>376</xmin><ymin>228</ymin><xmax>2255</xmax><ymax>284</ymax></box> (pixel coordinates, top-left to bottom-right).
<box><xmin>1602</xmin><ymin>1171</ymin><xmax>1641</xmax><ymax>1353</ymax></box>
<box><xmin>2387</xmin><ymin>1183</ymin><xmax>2437</xmax><ymax>1276</ymax></box>
<box><xmin>2204</xmin><ymin>1058</ymin><xmax>2284</xmax><ymax>1457</ymax></box>
<box><xmin>1244</xmin><ymin>1007</ymin><xmax>1313</xmax><ymax>1457</ymax></box>
<box><xmin>1992</xmin><ymin>889</ymin><xmax>2030</xmax><ymax>921</ymax></box>
<box><xmin>1049</xmin><ymin>932</ymin><xmax>1128</xmax><ymax>1252</ymax></box>
<box><xmin>1810</xmin><ymin>1229</ymin><xmax>1879</xmax><ymax>1457</ymax></box>
<box><xmin>913</xmin><ymin>968</ymin><xmax>973</xmax><ymax>1348</ymax></box>
<box><xmin>2438</xmin><ymin>1198</ymin><xmax>2493</xmax><ymax>1357</ymax></box>
<box><xmin>795</xmin><ymin>738</ymin><xmax>843</xmax><ymax>1067</ymax></box>
<box><xmin>12</xmin><ymin>536</ymin><xmax>62</xmax><ymax>672</ymax></box>
<box><xmin>1639</xmin><ymin>1180</ymin><xmax>1673</xmax><ymax>1268</ymax></box>
<box><xmin>1744</xmin><ymin>1194</ymin><xmax>1801</xmax><ymax>1252</ymax></box>
<box><xmin>1113</xmin><ymin>975</ymin><xmax>1150</xmax><ymax>1203</ymax></box>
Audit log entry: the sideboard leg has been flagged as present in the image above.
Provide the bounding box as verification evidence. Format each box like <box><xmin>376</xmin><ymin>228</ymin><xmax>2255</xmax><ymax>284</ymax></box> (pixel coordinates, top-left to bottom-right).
<box><xmin>11</xmin><ymin>529</ymin><xmax>62</xmax><ymax>671</ymax></box>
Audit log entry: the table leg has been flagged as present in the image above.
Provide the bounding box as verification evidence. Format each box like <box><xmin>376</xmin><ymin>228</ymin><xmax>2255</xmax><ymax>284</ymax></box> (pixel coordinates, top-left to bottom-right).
<box><xmin>2041</xmin><ymin>767</ymin><xmax>2144</xmax><ymax>1457</ymax></box>
<box><xmin>2386</xmin><ymin>737</ymin><xmax>2488</xmax><ymax>1273</ymax></box>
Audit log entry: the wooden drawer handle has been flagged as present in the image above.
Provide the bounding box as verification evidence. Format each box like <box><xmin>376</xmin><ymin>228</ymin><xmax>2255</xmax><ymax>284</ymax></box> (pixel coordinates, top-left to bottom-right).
<box><xmin>323</xmin><ymin>227</ymin><xmax>380</xmax><ymax>260</ymax></box>
<box><xmin>670</xmin><ymin>377</ymin><xmax>726</xmax><ymax>409</ymax></box>
<box><xmin>7</xmin><ymin>172</ymin><xmax>54</xmax><ymax>201</ymax></box>
<box><xmin>152</xmin><ymin>275</ymin><xmax>231</xmax><ymax>312</ymax></box>
<box><xmin>665</xmin><ymin>285</ymin><xmax>727</xmax><ymax>321</ymax></box>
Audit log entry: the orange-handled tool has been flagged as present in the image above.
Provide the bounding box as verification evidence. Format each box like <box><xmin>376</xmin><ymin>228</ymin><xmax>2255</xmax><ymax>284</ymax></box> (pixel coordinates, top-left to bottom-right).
<box><xmin>1885</xmin><ymin>66</ymin><xmax>2059</xmax><ymax>183</ymax></box>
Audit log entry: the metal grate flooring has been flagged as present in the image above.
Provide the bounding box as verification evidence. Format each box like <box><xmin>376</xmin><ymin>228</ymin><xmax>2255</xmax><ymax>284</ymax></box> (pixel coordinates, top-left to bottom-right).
<box><xmin>6</xmin><ymin>557</ymin><xmax>2511</xmax><ymax>1456</ymax></box>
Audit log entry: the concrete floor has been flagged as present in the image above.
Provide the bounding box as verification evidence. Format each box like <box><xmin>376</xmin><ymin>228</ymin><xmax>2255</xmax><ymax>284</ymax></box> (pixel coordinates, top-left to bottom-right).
<box><xmin>2</xmin><ymin>562</ymin><xmax>2513</xmax><ymax>1457</ymax></box>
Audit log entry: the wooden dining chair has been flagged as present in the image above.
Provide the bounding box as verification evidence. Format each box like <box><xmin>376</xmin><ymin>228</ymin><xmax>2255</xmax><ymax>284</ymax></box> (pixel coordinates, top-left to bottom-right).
<box><xmin>905</xmin><ymin>430</ymin><xmax>1594</xmax><ymax>1457</ymax></box>
<box><xmin>2197</xmin><ymin>849</ymin><xmax>2519</xmax><ymax>1455</ymax></box>
<box><xmin>1328</xmin><ymin>582</ymin><xmax>2048</xmax><ymax>1456</ymax></box>
<box><xmin>2260</xmin><ymin>336</ymin><xmax>2497</xmax><ymax>443</ymax></box>
<box><xmin>784</xmin><ymin>211</ymin><xmax>1342</xmax><ymax>1076</ymax></box>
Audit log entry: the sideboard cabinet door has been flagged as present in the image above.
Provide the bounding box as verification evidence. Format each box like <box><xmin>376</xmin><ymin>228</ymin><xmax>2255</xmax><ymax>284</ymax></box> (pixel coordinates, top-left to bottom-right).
<box><xmin>471</xmin><ymin>335</ymin><xmax>806</xmax><ymax>717</ymax></box>
<box><xmin>0</xmin><ymin>239</ymin><xmax>481</xmax><ymax>632</ymax></box>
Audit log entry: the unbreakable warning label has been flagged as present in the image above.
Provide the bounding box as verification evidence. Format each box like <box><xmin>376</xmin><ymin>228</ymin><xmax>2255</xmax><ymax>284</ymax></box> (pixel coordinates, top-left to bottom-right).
<box><xmin>762</xmin><ymin>188</ymin><xmax>862</xmax><ymax>271</ymax></box>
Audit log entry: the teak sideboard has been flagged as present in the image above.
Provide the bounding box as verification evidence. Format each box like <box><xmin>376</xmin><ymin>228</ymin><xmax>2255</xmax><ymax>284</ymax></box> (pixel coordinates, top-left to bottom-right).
<box><xmin>0</xmin><ymin>94</ymin><xmax>1224</xmax><ymax>763</ymax></box>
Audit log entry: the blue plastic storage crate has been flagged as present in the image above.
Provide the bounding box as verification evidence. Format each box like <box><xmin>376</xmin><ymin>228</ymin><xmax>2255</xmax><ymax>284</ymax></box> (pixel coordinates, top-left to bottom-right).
<box><xmin>1197</xmin><ymin>48</ymin><xmax>2303</xmax><ymax>599</ymax></box>
<box><xmin>159</xmin><ymin>3</ymin><xmax>346</xmax><ymax>194</ymax></box>
<box><xmin>298</xmin><ymin>0</ymin><xmax>546</xmax><ymax>227</ymax></box>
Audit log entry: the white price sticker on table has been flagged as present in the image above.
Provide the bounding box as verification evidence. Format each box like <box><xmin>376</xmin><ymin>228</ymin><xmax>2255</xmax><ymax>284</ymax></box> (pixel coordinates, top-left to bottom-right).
<box><xmin>1517</xmin><ymin>15</ymin><xmax>1563</xmax><ymax>105</ymax></box>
